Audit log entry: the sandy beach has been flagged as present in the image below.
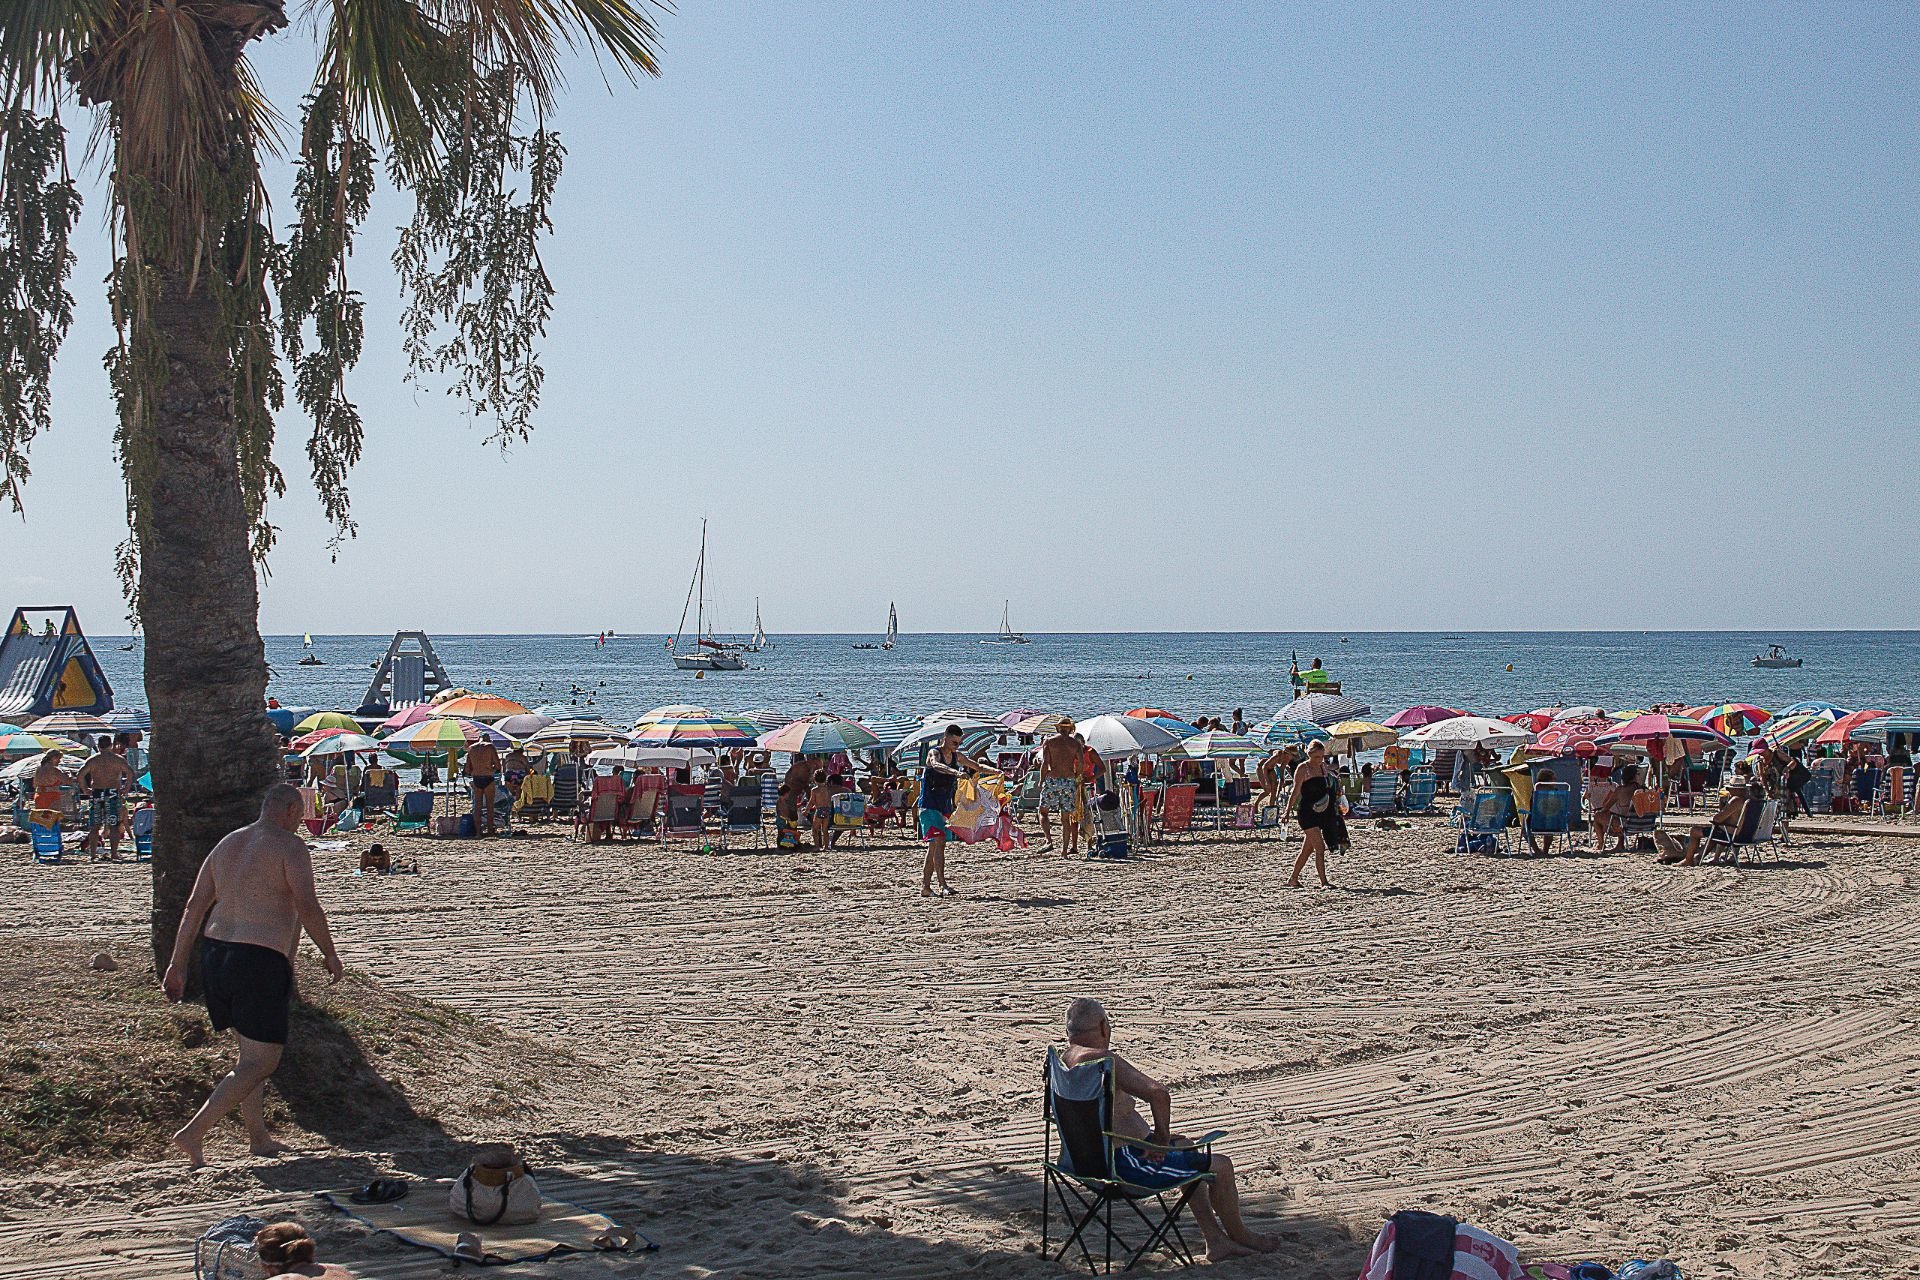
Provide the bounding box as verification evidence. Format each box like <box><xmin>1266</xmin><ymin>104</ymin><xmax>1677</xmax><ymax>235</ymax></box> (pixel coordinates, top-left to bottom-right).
<box><xmin>3</xmin><ymin>815</ymin><xmax>1918</xmax><ymax>1278</ymax></box>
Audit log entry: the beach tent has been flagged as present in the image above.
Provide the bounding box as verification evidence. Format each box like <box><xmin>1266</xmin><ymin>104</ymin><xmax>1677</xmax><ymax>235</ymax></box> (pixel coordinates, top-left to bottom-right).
<box><xmin>0</xmin><ymin>607</ymin><xmax>113</xmax><ymax>722</ymax></box>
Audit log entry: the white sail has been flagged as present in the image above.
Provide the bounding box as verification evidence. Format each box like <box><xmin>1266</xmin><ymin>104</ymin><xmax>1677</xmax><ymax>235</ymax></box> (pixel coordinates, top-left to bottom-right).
<box><xmin>751</xmin><ymin>599</ymin><xmax>768</xmax><ymax>651</ymax></box>
<box><xmin>303</xmin><ymin>632</ymin><xmax>313</xmax><ymax>647</ymax></box>
<box><xmin>883</xmin><ymin>602</ymin><xmax>898</xmax><ymax>649</ymax></box>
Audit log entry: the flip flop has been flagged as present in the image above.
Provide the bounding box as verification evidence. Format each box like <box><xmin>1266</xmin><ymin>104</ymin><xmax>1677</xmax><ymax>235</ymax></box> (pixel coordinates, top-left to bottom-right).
<box><xmin>350</xmin><ymin>1178</ymin><xmax>409</xmax><ymax>1204</ymax></box>
<box><xmin>593</xmin><ymin>1224</ymin><xmax>639</xmax><ymax>1252</ymax></box>
<box><xmin>453</xmin><ymin>1232</ymin><xmax>485</xmax><ymax>1263</ymax></box>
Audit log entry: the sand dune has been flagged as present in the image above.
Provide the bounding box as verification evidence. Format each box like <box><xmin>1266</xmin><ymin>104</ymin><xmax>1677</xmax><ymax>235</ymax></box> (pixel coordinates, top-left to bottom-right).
<box><xmin>3</xmin><ymin>815</ymin><xmax>1918</xmax><ymax>1277</ymax></box>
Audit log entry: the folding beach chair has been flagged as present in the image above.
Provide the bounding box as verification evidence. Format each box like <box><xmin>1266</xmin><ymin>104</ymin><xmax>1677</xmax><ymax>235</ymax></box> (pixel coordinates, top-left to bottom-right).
<box><xmin>620</xmin><ymin>776</ymin><xmax>666</xmax><ymax>839</ymax></box>
<box><xmin>724</xmin><ymin>784</ymin><xmax>764</xmax><ymax>848</ymax></box>
<box><xmin>576</xmin><ymin>774</ymin><xmax>626</xmax><ymax>841</ymax></box>
<box><xmin>1366</xmin><ymin>770</ymin><xmax>1400</xmax><ymax>817</ymax></box>
<box><xmin>359</xmin><ymin>768</ymin><xmax>398</xmax><ymax>813</ymax></box>
<box><xmin>551</xmin><ymin>761</ymin><xmax>579</xmax><ymax>815</ymax></box>
<box><xmin>829</xmin><ymin>791</ymin><xmax>868</xmax><ymax>845</ymax></box>
<box><xmin>29</xmin><ymin>819</ymin><xmax>64</xmax><ymax>864</ymax></box>
<box><xmin>660</xmin><ymin>784</ymin><xmax>708</xmax><ymax>847</ymax></box>
<box><xmin>1042</xmin><ymin>1048</ymin><xmax>1218</xmax><ymax>1273</ymax></box>
<box><xmin>1456</xmin><ymin>790</ymin><xmax>1512</xmax><ymax>856</ymax></box>
<box><xmin>1703</xmin><ymin>798</ymin><xmax>1783</xmax><ymax>866</ymax></box>
<box><xmin>1159</xmin><ymin>785</ymin><xmax>1197</xmax><ymax>841</ymax></box>
<box><xmin>131</xmin><ymin>806</ymin><xmax>155</xmax><ymax>862</ymax></box>
<box><xmin>1522</xmin><ymin>782</ymin><xmax>1571</xmax><ymax>855</ymax></box>
<box><xmin>388</xmin><ymin>790</ymin><xmax>433</xmax><ymax>835</ymax></box>
<box><xmin>1088</xmin><ymin>794</ymin><xmax>1129</xmax><ymax>859</ymax></box>
<box><xmin>1404</xmin><ymin>769</ymin><xmax>1438</xmax><ymax>814</ymax></box>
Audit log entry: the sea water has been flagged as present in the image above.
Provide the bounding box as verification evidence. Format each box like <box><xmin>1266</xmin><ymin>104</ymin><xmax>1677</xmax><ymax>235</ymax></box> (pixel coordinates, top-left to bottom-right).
<box><xmin>87</xmin><ymin>631</ymin><xmax>1920</xmax><ymax>726</ymax></box>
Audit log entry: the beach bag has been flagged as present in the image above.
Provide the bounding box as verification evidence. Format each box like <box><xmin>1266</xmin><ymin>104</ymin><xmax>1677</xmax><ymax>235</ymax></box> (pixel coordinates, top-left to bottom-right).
<box><xmin>450</xmin><ymin>1145</ymin><xmax>542</xmax><ymax>1225</ymax></box>
<box><xmin>193</xmin><ymin>1215</ymin><xmax>269</xmax><ymax>1280</ymax></box>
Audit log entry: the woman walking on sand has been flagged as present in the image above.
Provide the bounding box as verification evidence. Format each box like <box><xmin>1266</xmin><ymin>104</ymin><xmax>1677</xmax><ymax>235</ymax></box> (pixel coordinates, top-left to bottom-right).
<box><xmin>1288</xmin><ymin>741</ymin><xmax>1344</xmax><ymax>888</ymax></box>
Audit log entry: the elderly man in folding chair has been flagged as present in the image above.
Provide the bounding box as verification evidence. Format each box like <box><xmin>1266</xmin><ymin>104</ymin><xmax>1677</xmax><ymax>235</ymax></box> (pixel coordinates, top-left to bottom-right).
<box><xmin>1052</xmin><ymin>998</ymin><xmax>1277</xmax><ymax>1265</ymax></box>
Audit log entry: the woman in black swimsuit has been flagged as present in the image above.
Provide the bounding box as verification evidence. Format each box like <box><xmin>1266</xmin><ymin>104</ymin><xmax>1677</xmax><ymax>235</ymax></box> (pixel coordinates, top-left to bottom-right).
<box><xmin>1288</xmin><ymin>741</ymin><xmax>1340</xmax><ymax>888</ymax></box>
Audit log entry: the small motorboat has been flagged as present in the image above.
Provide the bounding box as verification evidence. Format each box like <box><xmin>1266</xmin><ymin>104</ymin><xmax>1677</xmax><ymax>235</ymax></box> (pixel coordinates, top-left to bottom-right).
<box><xmin>1752</xmin><ymin>644</ymin><xmax>1803</xmax><ymax>669</ymax></box>
<box><xmin>298</xmin><ymin>655</ymin><xmax>325</xmax><ymax>666</ymax></box>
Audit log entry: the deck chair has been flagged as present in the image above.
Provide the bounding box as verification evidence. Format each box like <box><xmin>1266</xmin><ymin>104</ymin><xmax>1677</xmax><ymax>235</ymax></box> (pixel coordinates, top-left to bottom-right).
<box><xmin>660</xmin><ymin>785</ymin><xmax>707</xmax><ymax>846</ymax></box>
<box><xmin>620</xmin><ymin>776</ymin><xmax>666</xmax><ymax>839</ymax></box>
<box><xmin>29</xmin><ymin>820</ymin><xmax>64</xmax><ymax>864</ymax></box>
<box><xmin>1366</xmin><ymin>770</ymin><xmax>1400</xmax><ymax>817</ymax></box>
<box><xmin>1703</xmin><ymin>798</ymin><xmax>1782</xmax><ymax>866</ymax></box>
<box><xmin>1042</xmin><ymin>1048</ymin><xmax>1218</xmax><ymax>1273</ymax></box>
<box><xmin>551</xmin><ymin>762</ymin><xmax>579</xmax><ymax>815</ymax></box>
<box><xmin>576</xmin><ymin>774</ymin><xmax>626</xmax><ymax>841</ymax></box>
<box><xmin>829</xmin><ymin>791</ymin><xmax>868</xmax><ymax>844</ymax></box>
<box><xmin>388</xmin><ymin>790</ymin><xmax>433</xmax><ymax>835</ymax></box>
<box><xmin>1159</xmin><ymin>785</ymin><xmax>1197</xmax><ymax>840</ymax></box>
<box><xmin>1456</xmin><ymin>790</ymin><xmax>1512</xmax><ymax>855</ymax></box>
<box><xmin>1404</xmin><ymin>769</ymin><xmax>1438</xmax><ymax>814</ymax></box>
<box><xmin>724</xmin><ymin>785</ymin><xmax>765</xmax><ymax>848</ymax></box>
<box><xmin>1522</xmin><ymin>783</ymin><xmax>1571</xmax><ymax>855</ymax></box>
<box><xmin>359</xmin><ymin>768</ymin><xmax>399</xmax><ymax>812</ymax></box>
<box><xmin>1088</xmin><ymin>794</ymin><xmax>1129</xmax><ymax>859</ymax></box>
<box><xmin>131</xmin><ymin>807</ymin><xmax>155</xmax><ymax>861</ymax></box>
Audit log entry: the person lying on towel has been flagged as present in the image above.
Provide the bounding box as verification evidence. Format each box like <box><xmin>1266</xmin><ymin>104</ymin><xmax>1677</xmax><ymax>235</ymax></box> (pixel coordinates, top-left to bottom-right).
<box><xmin>1061</xmin><ymin>998</ymin><xmax>1278</xmax><ymax>1261</ymax></box>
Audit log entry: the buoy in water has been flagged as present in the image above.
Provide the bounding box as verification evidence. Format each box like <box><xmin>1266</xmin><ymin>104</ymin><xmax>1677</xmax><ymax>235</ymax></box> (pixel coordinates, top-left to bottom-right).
<box><xmin>694</xmin><ymin>670</ymin><xmax>705</xmax><ymax>680</ymax></box>
<box><xmin>1505</xmin><ymin>663</ymin><xmax>1514</xmax><ymax>672</ymax></box>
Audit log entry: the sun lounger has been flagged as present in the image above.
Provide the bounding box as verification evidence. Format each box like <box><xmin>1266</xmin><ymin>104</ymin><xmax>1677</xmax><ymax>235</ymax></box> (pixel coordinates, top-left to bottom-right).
<box><xmin>1043</xmin><ymin>1047</ymin><xmax>1218</xmax><ymax>1272</ymax></box>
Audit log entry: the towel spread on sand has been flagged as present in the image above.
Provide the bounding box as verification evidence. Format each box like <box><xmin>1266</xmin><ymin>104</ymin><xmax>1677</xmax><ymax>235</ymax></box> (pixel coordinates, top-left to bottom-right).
<box><xmin>319</xmin><ymin>1184</ymin><xmax>655</xmax><ymax>1263</ymax></box>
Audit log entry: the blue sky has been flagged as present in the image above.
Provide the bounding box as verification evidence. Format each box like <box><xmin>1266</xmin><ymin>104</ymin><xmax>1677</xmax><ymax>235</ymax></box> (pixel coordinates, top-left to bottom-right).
<box><xmin>9</xmin><ymin>3</ymin><xmax>1918</xmax><ymax>635</ymax></box>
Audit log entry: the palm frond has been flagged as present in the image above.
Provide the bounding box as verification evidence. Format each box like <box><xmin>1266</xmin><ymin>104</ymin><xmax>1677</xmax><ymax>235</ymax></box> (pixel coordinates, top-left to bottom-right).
<box><xmin>315</xmin><ymin>0</ymin><xmax>456</xmax><ymax>150</ymax></box>
<box><xmin>420</xmin><ymin>0</ymin><xmax>661</xmax><ymax>106</ymax></box>
<box><xmin>0</xmin><ymin>0</ymin><xmax>110</xmax><ymax>106</ymax></box>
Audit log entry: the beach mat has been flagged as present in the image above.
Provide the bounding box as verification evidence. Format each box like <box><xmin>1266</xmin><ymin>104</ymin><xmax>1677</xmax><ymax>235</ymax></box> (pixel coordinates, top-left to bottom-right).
<box><xmin>320</xmin><ymin>1183</ymin><xmax>655</xmax><ymax>1263</ymax></box>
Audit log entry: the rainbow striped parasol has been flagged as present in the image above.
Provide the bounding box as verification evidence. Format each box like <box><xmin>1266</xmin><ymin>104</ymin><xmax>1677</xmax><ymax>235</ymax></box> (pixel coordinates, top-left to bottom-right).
<box><xmin>382</xmin><ymin>717</ymin><xmax>514</xmax><ymax>754</ymax></box>
<box><xmin>757</xmin><ymin>714</ymin><xmax>883</xmax><ymax>755</ymax></box>
<box><xmin>628</xmin><ymin>713</ymin><xmax>760</xmax><ymax>749</ymax></box>
<box><xmin>1692</xmin><ymin>703</ymin><xmax>1771</xmax><ymax>736</ymax></box>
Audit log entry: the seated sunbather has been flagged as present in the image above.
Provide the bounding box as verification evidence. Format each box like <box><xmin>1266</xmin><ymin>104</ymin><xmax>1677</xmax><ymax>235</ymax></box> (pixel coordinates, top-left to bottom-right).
<box><xmin>1593</xmin><ymin>764</ymin><xmax>1646</xmax><ymax>851</ymax></box>
<box><xmin>1655</xmin><ymin>767</ymin><xmax>1760</xmax><ymax>866</ymax></box>
<box><xmin>1061</xmin><ymin>998</ymin><xmax>1277</xmax><ymax>1262</ymax></box>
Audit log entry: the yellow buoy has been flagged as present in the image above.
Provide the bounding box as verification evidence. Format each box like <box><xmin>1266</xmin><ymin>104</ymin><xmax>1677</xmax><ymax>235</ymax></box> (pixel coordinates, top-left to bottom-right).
<box><xmin>1505</xmin><ymin>663</ymin><xmax>1514</xmax><ymax>672</ymax></box>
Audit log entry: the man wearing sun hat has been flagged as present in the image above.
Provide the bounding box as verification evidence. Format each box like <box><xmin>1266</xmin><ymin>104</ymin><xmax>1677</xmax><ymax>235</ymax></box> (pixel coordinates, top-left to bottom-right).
<box><xmin>1037</xmin><ymin>718</ymin><xmax>1083</xmax><ymax>857</ymax></box>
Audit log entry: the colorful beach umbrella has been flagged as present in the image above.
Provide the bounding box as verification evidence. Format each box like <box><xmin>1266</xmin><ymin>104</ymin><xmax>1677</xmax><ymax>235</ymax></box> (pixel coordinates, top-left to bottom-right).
<box><xmin>1693</xmin><ymin>703</ymin><xmax>1771</xmax><ymax>737</ymax></box>
<box><xmin>28</xmin><ymin>711</ymin><xmax>116</xmax><ymax>739</ymax></box>
<box><xmin>0</xmin><ymin>730</ymin><xmax>86</xmax><ymax>761</ymax></box>
<box><xmin>433</xmin><ymin>694</ymin><xmax>529</xmax><ymax>722</ymax></box>
<box><xmin>1597</xmin><ymin>714</ymin><xmax>1732</xmax><ymax>749</ymax></box>
<box><xmin>525</xmin><ymin>720</ymin><xmax>627</xmax><ymax>751</ymax></box>
<box><xmin>1759</xmin><ymin>712</ymin><xmax>1835</xmax><ymax>751</ymax></box>
<box><xmin>300</xmin><ymin>732</ymin><xmax>382</xmax><ymax>757</ymax></box>
<box><xmin>291</xmin><ymin>727</ymin><xmax>355</xmax><ymax>750</ymax></box>
<box><xmin>1247</xmin><ymin>718</ymin><xmax>1330</xmax><ymax>746</ymax></box>
<box><xmin>1530</xmin><ymin>717</ymin><xmax>1613</xmax><ymax>758</ymax></box>
<box><xmin>629</xmin><ymin>713</ymin><xmax>760</xmax><ymax>749</ymax></box>
<box><xmin>1009</xmin><ymin>713</ymin><xmax>1073</xmax><ymax>737</ymax></box>
<box><xmin>382</xmin><ymin>717</ymin><xmax>514</xmax><ymax>754</ymax></box>
<box><xmin>1274</xmin><ymin>693</ymin><xmax>1371</xmax><ymax>726</ymax></box>
<box><xmin>1176</xmin><ymin>731</ymin><xmax>1263</xmax><ymax>760</ymax></box>
<box><xmin>1384</xmin><ymin>706</ymin><xmax>1465</xmax><ymax>729</ymax></box>
<box><xmin>1502</xmin><ymin>711</ymin><xmax>1554</xmax><ymax>733</ymax></box>
<box><xmin>1125</xmin><ymin>708</ymin><xmax>1179</xmax><ymax>721</ymax></box>
<box><xmin>1400</xmin><ymin>716</ymin><xmax>1531</xmax><ymax>751</ymax></box>
<box><xmin>999</xmin><ymin>708</ymin><xmax>1048</xmax><ymax>728</ymax></box>
<box><xmin>758</xmin><ymin>714</ymin><xmax>883</xmax><ymax>756</ymax></box>
<box><xmin>1815</xmin><ymin>708</ymin><xmax>1889</xmax><ymax>746</ymax></box>
<box><xmin>1851</xmin><ymin>714</ymin><xmax>1920</xmax><ymax>743</ymax></box>
<box><xmin>377</xmin><ymin>704</ymin><xmax>437</xmax><ymax>732</ymax></box>
<box><xmin>292</xmin><ymin>711</ymin><xmax>360</xmax><ymax>734</ymax></box>
<box><xmin>637</xmin><ymin>704</ymin><xmax>713</xmax><ymax>723</ymax></box>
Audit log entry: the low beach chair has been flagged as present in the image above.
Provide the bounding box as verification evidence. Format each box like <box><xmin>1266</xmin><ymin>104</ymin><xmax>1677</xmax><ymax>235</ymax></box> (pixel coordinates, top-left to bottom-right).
<box><xmin>1404</xmin><ymin>769</ymin><xmax>1438</xmax><ymax>814</ymax></box>
<box><xmin>1042</xmin><ymin>1047</ymin><xmax>1217</xmax><ymax>1273</ymax></box>
<box><xmin>620</xmin><ymin>776</ymin><xmax>665</xmax><ymax>839</ymax></box>
<box><xmin>1366</xmin><ymin>770</ymin><xmax>1400</xmax><ymax>817</ymax></box>
<box><xmin>660</xmin><ymin>785</ymin><xmax>707</xmax><ymax>847</ymax></box>
<box><xmin>1522</xmin><ymin>783</ymin><xmax>1571</xmax><ymax>855</ymax></box>
<box><xmin>829</xmin><ymin>791</ymin><xmax>868</xmax><ymax>844</ymax></box>
<box><xmin>1456</xmin><ymin>790</ymin><xmax>1512</xmax><ymax>856</ymax></box>
<box><xmin>1703</xmin><ymin>798</ymin><xmax>1783</xmax><ymax>866</ymax></box>
<box><xmin>1160</xmin><ymin>785</ymin><xmax>1197</xmax><ymax>841</ymax></box>
<box><xmin>388</xmin><ymin>790</ymin><xmax>433</xmax><ymax>835</ymax></box>
<box><xmin>130</xmin><ymin>806</ymin><xmax>154</xmax><ymax>861</ymax></box>
<box><xmin>724</xmin><ymin>785</ymin><xmax>764</xmax><ymax>848</ymax></box>
<box><xmin>551</xmin><ymin>762</ymin><xmax>579</xmax><ymax>815</ymax></box>
<box><xmin>29</xmin><ymin>819</ymin><xmax>64</xmax><ymax>864</ymax></box>
<box><xmin>1088</xmin><ymin>796</ymin><xmax>1129</xmax><ymax>859</ymax></box>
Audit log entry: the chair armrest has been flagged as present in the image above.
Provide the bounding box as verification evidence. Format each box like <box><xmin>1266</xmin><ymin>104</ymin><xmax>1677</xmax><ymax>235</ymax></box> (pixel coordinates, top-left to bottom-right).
<box><xmin>1102</xmin><ymin>1129</ymin><xmax>1227</xmax><ymax>1151</ymax></box>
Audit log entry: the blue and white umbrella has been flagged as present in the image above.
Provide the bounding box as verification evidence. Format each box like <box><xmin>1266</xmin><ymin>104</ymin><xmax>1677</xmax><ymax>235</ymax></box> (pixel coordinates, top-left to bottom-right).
<box><xmin>103</xmin><ymin>708</ymin><xmax>151</xmax><ymax>732</ymax></box>
<box><xmin>1247</xmin><ymin>717</ymin><xmax>1331</xmax><ymax>745</ymax></box>
<box><xmin>1273</xmin><ymin>693</ymin><xmax>1371</xmax><ymax>726</ymax></box>
<box><xmin>1778</xmin><ymin>700</ymin><xmax>1849</xmax><ymax>717</ymax></box>
<box><xmin>858</xmin><ymin>715</ymin><xmax>923</xmax><ymax>749</ymax></box>
<box><xmin>893</xmin><ymin>722</ymin><xmax>1000</xmax><ymax>763</ymax></box>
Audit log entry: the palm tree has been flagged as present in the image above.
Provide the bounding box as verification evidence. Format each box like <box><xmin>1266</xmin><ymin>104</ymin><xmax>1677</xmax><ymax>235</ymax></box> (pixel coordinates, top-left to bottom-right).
<box><xmin>0</xmin><ymin>0</ymin><xmax>659</xmax><ymax>967</ymax></box>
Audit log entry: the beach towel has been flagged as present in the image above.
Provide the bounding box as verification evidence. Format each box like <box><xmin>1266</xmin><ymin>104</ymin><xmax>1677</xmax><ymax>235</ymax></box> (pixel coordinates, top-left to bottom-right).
<box><xmin>320</xmin><ymin>1184</ymin><xmax>654</xmax><ymax>1263</ymax></box>
<box><xmin>1357</xmin><ymin>1213</ymin><xmax>1522</xmax><ymax>1280</ymax></box>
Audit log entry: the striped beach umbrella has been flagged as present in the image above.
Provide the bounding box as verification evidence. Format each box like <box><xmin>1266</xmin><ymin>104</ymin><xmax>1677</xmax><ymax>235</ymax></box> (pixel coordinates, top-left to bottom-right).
<box><xmin>1851</xmin><ymin>714</ymin><xmax>1920</xmax><ymax>743</ymax></box>
<box><xmin>629</xmin><ymin>713</ymin><xmax>760</xmax><ymax>749</ymax></box>
<box><xmin>292</xmin><ymin>710</ymin><xmax>360</xmax><ymax>734</ymax></box>
<box><xmin>1273</xmin><ymin>693</ymin><xmax>1371</xmax><ymax>726</ymax></box>
<box><xmin>525</xmin><ymin>720</ymin><xmax>627</xmax><ymax>751</ymax></box>
<box><xmin>1247</xmin><ymin>718</ymin><xmax>1329</xmax><ymax>746</ymax></box>
<box><xmin>1597</xmin><ymin>714</ymin><xmax>1732</xmax><ymax>750</ymax></box>
<box><xmin>1693</xmin><ymin>703</ymin><xmax>1771</xmax><ymax>737</ymax></box>
<box><xmin>1008</xmin><ymin>713</ymin><xmax>1072</xmax><ymax>737</ymax></box>
<box><xmin>758</xmin><ymin>714</ymin><xmax>883</xmax><ymax>756</ymax></box>
<box><xmin>1779</xmin><ymin>700</ymin><xmax>1849</xmax><ymax>717</ymax></box>
<box><xmin>102</xmin><ymin>708</ymin><xmax>151</xmax><ymax>733</ymax></box>
<box><xmin>0</xmin><ymin>730</ymin><xmax>86</xmax><ymax>761</ymax></box>
<box><xmin>300</xmin><ymin>732</ymin><xmax>383</xmax><ymax>758</ymax></box>
<box><xmin>1177</xmin><ymin>731</ymin><xmax>1263</xmax><ymax>760</ymax></box>
<box><xmin>1815</xmin><ymin>709</ymin><xmax>1889</xmax><ymax>746</ymax></box>
<box><xmin>383</xmin><ymin>717</ymin><xmax>514</xmax><ymax>754</ymax></box>
<box><xmin>1760</xmin><ymin>711</ymin><xmax>1837</xmax><ymax>751</ymax></box>
<box><xmin>893</xmin><ymin>721</ymin><xmax>1001</xmax><ymax>762</ymax></box>
<box><xmin>638</xmin><ymin>704</ymin><xmax>713</xmax><ymax>723</ymax></box>
<box><xmin>29</xmin><ymin>711</ymin><xmax>116</xmax><ymax>739</ymax></box>
<box><xmin>740</xmin><ymin>709</ymin><xmax>795</xmax><ymax>732</ymax></box>
<box><xmin>433</xmin><ymin>694</ymin><xmax>528</xmax><ymax>722</ymax></box>
<box><xmin>858</xmin><ymin>715</ymin><xmax>924</xmax><ymax>749</ymax></box>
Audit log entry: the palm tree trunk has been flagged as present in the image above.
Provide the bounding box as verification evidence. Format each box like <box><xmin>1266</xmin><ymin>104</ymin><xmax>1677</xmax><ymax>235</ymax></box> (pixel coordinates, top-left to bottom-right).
<box><xmin>142</xmin><ymin>266</ymin><xmax>282</xmax><ymax>972</ymax></box>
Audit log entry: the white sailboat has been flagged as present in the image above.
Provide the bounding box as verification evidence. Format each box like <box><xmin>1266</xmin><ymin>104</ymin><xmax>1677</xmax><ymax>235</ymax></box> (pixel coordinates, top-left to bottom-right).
<box><xmin>981</xmin><ymin>600</ymin><xmax>1030</xmax><ymax>644</ymax></box>
<box><xmin>745</xmin><ymin>599</ymin><xmax>772</xmax><ymax>653</ymax></box>
<box><xmin>883</xmin><ymin>602</ymin><xmax>898</xmax><ymax>650</ymax></box>
<box><xmin>670</xmin><ymin>522</ymin><xmax>748</xmax><ymax>672</ymax></box>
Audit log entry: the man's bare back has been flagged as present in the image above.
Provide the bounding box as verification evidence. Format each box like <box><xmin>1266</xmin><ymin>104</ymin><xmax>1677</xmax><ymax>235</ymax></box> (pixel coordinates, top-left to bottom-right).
<box><xmin>77</xmin><ymin>750</ymin><xmax>134</xmax><ymax>795</ymax></box>
<box><xmin>1040</xmin><ymin>733</ymin><xmax>1080</xmax><ymax>779</ymax></box>
<box><xmin>199</xmin><ymin>821</ymin><xmax>316</xmax><ymax>957</ymax></box>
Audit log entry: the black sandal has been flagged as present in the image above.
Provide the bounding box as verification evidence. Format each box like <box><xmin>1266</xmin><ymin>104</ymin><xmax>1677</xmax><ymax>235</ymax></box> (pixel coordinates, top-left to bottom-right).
<box><xmin>350</xmin><ymin>1178</ymin><xmax>409</xmax><ymax>1204</ymax></box>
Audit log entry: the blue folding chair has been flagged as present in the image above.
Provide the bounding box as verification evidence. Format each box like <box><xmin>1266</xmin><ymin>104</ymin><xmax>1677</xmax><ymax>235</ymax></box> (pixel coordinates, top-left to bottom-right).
<box><xmin>131</xmin><ymin>807</ymin><xmax>155</xmax><ymax>862</ymax></box>
<box><xmin>29</xmin><ymin>821</ymin><xmax>64</xmax><ymax>864</ymax></box>
<box><xmin>1366</xmin><ymin>770</ymin><xmax>1400</xmax><ymax>816</ymax></box>
<box><xmin>1405</xmin><ymin>769</ymin><xmax>1438</xmax><ymax>814</ymax></box>
<box><xmin>1523</xmin><ymin>783</ymin><xmax>1571</xmax><ymax>855</ymax></box>
<box><xmin>1456</xmin><ymin>790</ymin><xmax>1512</xmax><ymax>855</ymax></box>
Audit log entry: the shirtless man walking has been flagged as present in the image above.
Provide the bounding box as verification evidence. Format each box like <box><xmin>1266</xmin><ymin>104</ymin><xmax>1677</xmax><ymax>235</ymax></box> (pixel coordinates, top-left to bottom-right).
<box><xmin>76</xmin><ymin>735</ymin><xmax>136</xmax><ymax>859</ymax></box>
<box><xmin>163</xmin><ymin>784</ymin><xmax>343</xmax><ymax>1166</ymax></box>
<box><xmin>1037</xmin><ymin>719</ymin><xmax>1083</xmax><ymax>857</ymax></box>
<box><xmin>465</xmin><ymin>737</ymin><xmax>502</xmax><ymax>836</ymax></box>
